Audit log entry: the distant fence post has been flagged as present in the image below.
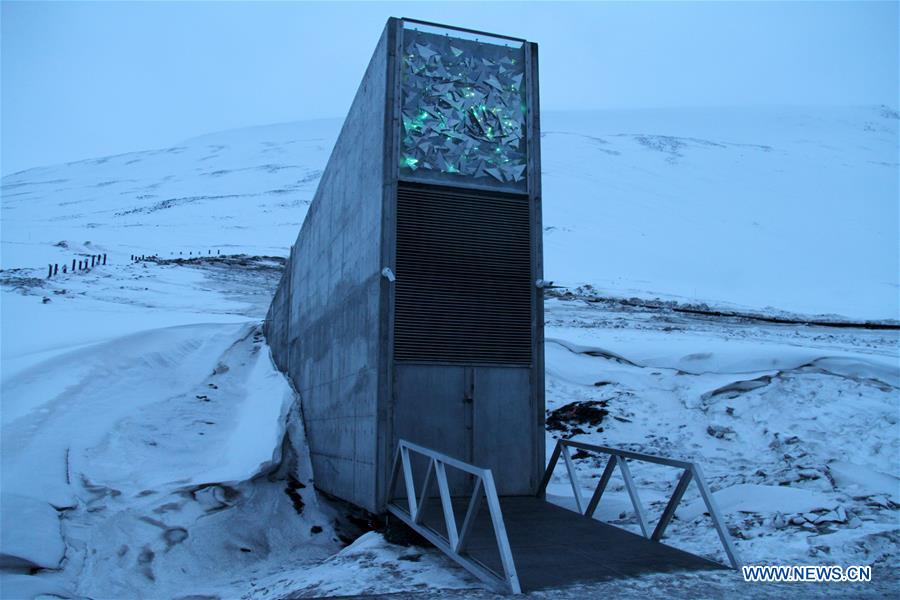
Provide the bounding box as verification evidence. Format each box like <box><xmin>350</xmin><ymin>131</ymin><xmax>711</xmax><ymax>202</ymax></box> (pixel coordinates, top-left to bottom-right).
<box><xmin>54</xmin><ymin>264</ymin><xmax>59</xmax><ymax>276</ymax></box>
<box><xmin>103</xmin><ymin>253</ymin><xmax>107</xmax><ymax>265</ymax></box>
<box><xmin>48</xmin><ymin>264</ymin><xmax>53</xmax><ymax>278</ymax></box>
<box><xmin>72</xmin><ymin>258</ymin><xmax>76</xmax><ymax>271</ymax></box>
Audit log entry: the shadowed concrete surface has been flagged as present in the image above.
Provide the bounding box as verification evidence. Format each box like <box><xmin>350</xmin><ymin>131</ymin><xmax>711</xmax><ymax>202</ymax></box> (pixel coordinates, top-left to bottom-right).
<box><xmin>264</xmin><ymin>22</ymin><xmax>391</xmax><ymax>513</ymax></box>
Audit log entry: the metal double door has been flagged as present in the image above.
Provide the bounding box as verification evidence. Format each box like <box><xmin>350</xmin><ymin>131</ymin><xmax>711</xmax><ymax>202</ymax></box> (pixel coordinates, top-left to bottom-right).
<box><xmin>393</xmin><ymin>363</ymin><xmax>534</xmax><ymax>496</ymax></box>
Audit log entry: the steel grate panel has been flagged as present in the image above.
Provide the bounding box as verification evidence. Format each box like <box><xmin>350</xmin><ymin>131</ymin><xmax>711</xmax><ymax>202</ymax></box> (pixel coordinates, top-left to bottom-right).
<box><xmin>394</xmin><ymin>182</ymin><xmax>532</xmax><ymax>364</ymax></box>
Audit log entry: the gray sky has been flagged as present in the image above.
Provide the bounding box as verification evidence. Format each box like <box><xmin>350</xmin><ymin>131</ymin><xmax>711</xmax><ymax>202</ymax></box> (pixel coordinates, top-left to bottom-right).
<box><xmin>2</xmin><ymin>1</ymin><xmax>897</xmax><ymax>175</ymax></box>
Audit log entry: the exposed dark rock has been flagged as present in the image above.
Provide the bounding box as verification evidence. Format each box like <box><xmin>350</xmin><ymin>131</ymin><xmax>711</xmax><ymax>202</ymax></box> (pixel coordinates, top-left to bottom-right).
<box><xmin>707</xmin><ymin>424</ymin><xmax>736</xmax><ymax>439</ymax></box>
<box><xmin>546</xmin><ymin>400</ymin><xmax>609</xmax><ymax>439</ymax></box>
<box><xmin>284</xmin><ymin>475</ymin><xmax>305</xmax><ymax>515</ymax></box>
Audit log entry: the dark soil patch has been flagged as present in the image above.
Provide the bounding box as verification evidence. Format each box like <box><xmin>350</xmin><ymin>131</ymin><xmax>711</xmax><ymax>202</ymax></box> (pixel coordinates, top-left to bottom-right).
<box><xmin>546</xmin><ymin>400</ymin><xmax>609</xmax><ymax>438</ymax></box>
<box><xmin>0</xmin><ymin>269</ymin><xmax>46</xmax><ymax>292</ymax></box>
<box><xmin>148</xmin><ymin>254</ymin><xmax>286</xmax><ymax>271</ymax></box>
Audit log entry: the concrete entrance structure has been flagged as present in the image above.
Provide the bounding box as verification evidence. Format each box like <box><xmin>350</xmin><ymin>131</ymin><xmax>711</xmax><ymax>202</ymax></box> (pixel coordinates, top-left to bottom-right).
<box><xmin>265</xmin><ymin>18</ymin><xmax>739</xmax><ymax>592</ymax></box>
<box><xmin>265</xmin><ymin>18</ymin><xmax>544</xmax><ymax>513</ymax></box>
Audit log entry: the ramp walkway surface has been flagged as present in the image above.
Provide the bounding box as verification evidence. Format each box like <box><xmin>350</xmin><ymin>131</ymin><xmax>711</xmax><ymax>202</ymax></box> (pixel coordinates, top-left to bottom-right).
<box><xmin>418</xmin><ymin>496</ymin><xmax>723</xmax><ymax>591</ymax></box>
<box><xmin>387</xmin><ymin>440</ymin><xmax>740</xmax><ymax>594</ymax></box>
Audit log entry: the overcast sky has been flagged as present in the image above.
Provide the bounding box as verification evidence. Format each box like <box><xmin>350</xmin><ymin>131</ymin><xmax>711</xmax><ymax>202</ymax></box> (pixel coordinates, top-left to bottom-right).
<box><xmin>2</xmin><ymin>1</ymin><xmax>897</xmax><ymax>175</ymax></box>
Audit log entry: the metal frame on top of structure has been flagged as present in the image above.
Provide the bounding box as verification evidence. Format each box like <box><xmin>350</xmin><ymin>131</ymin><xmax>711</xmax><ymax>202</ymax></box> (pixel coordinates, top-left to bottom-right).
<box><xmin>400</xmin><ymin>17</ymin><xmax>528</xmax><ymax>43</ymax></box>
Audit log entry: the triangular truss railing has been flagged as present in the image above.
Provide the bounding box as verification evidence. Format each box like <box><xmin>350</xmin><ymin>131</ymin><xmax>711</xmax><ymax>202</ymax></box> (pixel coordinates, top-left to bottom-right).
<box><xmin>538</xmin><ymin>439</ymin><xmax>742</xmax><ymax>569</ymax></box>
<box><xmin>386</xmin><ymin>439</ymin><xmax>521</xmax><ymax>594</ymax></box>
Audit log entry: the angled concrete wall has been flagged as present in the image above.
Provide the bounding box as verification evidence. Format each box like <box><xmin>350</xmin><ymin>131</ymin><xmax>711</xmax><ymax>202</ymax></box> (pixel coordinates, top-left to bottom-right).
<box><xmin>265</xmin><ymin>21</ymin><xmax>394</xmax><ymax>512</ymax></box>
<box><xmin>267</xmin><ymin>18</ymin><xmax>543</xmax><ymax>514</ymax></box>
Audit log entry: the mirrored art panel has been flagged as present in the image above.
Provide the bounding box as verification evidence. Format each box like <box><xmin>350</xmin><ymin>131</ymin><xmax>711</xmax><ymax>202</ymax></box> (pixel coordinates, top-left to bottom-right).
<box><xmin>399</xmin><ymin>27</ymin><xmax>528</xmax><ymax>191</ymax></box>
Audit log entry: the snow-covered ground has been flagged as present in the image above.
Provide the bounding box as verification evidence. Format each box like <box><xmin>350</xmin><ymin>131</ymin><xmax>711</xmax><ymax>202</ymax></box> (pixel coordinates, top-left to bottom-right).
<box><xmin>2</xmin><ymin>106</ymin><xmax>898</xmax><ymax>598</ymax></box>
<box><xmin>0</xmin><ymin>259</ymin><xmax>480</xmax><ymax>599</ymax></box>
<box><xmin>542</xmin><ymin>294</ymin><xmax>898</xmax><ymax>576</ymax></box>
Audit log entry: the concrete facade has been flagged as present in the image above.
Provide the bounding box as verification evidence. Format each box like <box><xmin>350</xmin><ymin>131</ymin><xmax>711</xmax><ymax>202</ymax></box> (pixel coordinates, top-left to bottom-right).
<box><xmin>265</xmin><ymin>23</ymin><xmax>392</xmax><ymax>510</ymax></box>
<box><xmin>266</xmin><ymin>18</ymin><xmax>543</xmax><ymax>513</ymax></box>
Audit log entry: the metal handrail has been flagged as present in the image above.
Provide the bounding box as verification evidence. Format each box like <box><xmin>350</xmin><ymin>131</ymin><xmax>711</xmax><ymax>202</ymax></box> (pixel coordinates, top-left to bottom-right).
<box><xmin>538</xmin><ymin>439</ymin><xmax>742</xmax><ymax>569</ymax></box>
<box><xmin>386</xmin><ymin>440</ymin><xmax>521</xmax><ymax>594</ymax></box>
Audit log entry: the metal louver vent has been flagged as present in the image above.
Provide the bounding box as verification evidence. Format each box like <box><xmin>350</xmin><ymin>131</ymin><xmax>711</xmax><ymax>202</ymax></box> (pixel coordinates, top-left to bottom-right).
<box><xmin>394</xmin><ymin>182</ymin><xmax>532</xmax><ymax>364</ymax></box>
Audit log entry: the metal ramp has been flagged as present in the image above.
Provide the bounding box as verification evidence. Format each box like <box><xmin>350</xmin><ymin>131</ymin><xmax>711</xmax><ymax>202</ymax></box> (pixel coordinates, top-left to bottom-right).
<box><xmin>387</xmin><ymin>439</ymin><xmax>741</xmax><ymax>594</ymax></box>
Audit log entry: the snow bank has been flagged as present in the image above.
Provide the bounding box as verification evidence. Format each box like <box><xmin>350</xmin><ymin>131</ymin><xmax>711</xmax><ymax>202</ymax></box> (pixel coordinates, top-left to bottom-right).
<box><xmin>0</xmin><ymin>301</ymin><xmax>339</xmax><ymax>598</ymax></box>
<box><xmin>0</xmin><ymin>493</ymin><xmax>66</xmax><ymax>571</ymax></box>
<box><xmin>828</xmin><ymin>461</ymin><xmax>900</xmax><ymax>503</ymax></box>
<box><xmin>196</xmin><ymin>337</ymin><xmax>296</xmax><ymax>484</ymax></box>
<box><xmin>677</xmin><ymin>484</ymin><xmax>834</xmax><ymax>521</ymax></box>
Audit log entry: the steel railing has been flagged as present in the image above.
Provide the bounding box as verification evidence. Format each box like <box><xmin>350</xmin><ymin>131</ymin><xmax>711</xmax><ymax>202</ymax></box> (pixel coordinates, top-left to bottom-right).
<box><xmin>539</xmin><ymin>439</ymin><xmax>741</xmax><ymax>569</ymax></box>
<box><xmin>386</xmin><ymin>439</ymin><xmax>521</xmax><ymax>594</ymax></box>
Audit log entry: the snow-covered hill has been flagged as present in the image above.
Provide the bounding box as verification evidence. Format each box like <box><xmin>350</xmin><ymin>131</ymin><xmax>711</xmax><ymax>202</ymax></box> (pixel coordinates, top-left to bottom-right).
<box><xmin>2</xmin><ymin>106</ymin><xmax>897</xmax><ymax>320</ymax></box>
